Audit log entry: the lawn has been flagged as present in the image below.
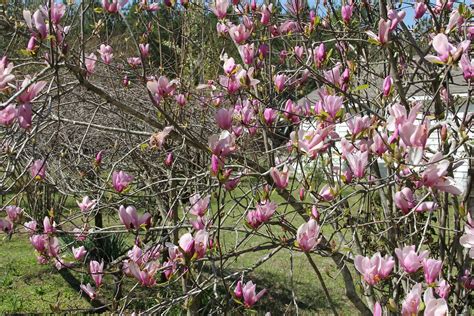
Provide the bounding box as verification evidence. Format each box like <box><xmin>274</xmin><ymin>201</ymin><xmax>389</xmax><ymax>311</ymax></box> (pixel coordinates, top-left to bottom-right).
<box><xmin>0</xmin><ymin>183</ymin><xmax>360</xmax><ymax>314</ymax></box>
<box><xmin>0</xmin><ymin>235</ymin><xmax>90</xmax><ymax>313</ymax></box>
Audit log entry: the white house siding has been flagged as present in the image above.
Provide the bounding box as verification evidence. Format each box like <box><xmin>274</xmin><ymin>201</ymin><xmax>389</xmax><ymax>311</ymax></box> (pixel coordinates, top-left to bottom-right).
<box><xmin>294</xmin><ymin>101</ymin><xmax>472</xmax><ymax>194</ymax></box>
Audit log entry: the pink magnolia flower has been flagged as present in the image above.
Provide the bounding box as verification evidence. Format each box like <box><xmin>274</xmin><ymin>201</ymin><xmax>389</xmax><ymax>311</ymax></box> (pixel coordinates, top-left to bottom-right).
<box><xmin>242</xmin><ymin>280</ymin><xmax>266</xmax><ymax>308</ymax></box>
<box><xmin>147</xmin><ymin>76</ymin><xmax>178</xmax><ymax>101</ymax></box>
<box><xmin>17</xmin><ymin>77</ymin><xmax>47</xmax><ymax>105</ymax></box>
<box><xmin>5</xmin><ymin>206</ymin><xmax>22</xmax><ymax>222</ymax></box>
<box><xmin>139</xmin><ymin>43</ymin><xmax>150</xmax><ymax>58</ymax></box>
<box><xmin>323</xmin><ymin>63</ymin><xmax>342</xmax><ymax>87</ymax></box>
<box><xmin>366</xmin><ymin>19</ymin><xmax>391</xmax><ymax>45</ymax></box>
<box><xmin>73</xmin><ymin>227</ymin><xmax>88</xmax><ymax>241</ymax></box>
<box><xmin>210</xmin><ymin>0</ymin><xmax>229</xmax><ymax>19</ymax></box>
<box><xmin>102</xmin><ymin>0</ymin><xmax>128</xmax><ymax>13</ymax></box>
<box><xmin>0</xmin><ymin>105</ymin><xmax>17</xmax><ymax>126</ymax></box>
<box><xmin>255</xmin><ymin>201</ymin><xmax>277</xmax><ymax>222</ymax></box>
<box><xmin>30</xmin><ymin>234</ymin><xmax>47</xmax><ymax>252</ymax></box>
<box><xmin>436</xmin><ymin>279</ymin><xmax>451</xmax><ymax>299</ymax></box>
<box><xmin>395</xmin><ymin>245</ymin><xmax>429</xmax><ymax>273</ymax></box>
<box><xmin>95</xmin><ymin>151</ymin><xmax>103</xmax><ymax>165</ymax></box>
<box><xmin>345</xmin><ymin>151</ymin><xmax>369</xmax><ymax>178</ymax></box>
<box><xmin>221</xmin><ymin>172</ymin><xmax>239</xmax><ymax>189</ymax></box>
<box><xmin>90</xmin><ymin>260</ymin><xmax>104</xmax><ymax>287</ymax></box>
<box><xmin>459</xmin><ymin>53</ymin><xmax>474</xmax><ymax>81</ymax></box>
<box><xmin>314</xmin><ymin>43</ymin><xmax>326</xmax><ymax>67</ymax></box>
<box><xmin>383</xmin><ymin>75</ymin><xmax>393</xmax><ymax>96</ymax></box>
<box><xmin>118</xmin><ymin>205</ymin><xmax>152</xmax><ymax>230</ymax></box>
<box><xmin>445</xmin><ymin>10</ymin><xmax>462</xmax><ymax>34</ymax></box>
<box><xmin>387</xmin><ymin>102</ymin><xmax>421</xmax><ymax>131</ymax></box>
<box><xmin>164</xmin><ymin>152</ymin><xmax>174</xmax><ymax>167</ymax></box>
<box><xmin>191</xmin><ymin>216</ymin><xmax>207</xmax><ymax>230</ymax></box>
<box><xmin>178</xmin><ymin>232</ymin><xmax>195</xmax><ymax>255</ymax></box>
<box><xmin>216</xmin><ymin>22</ymin><xmax>228</xmax><ymax>35</ymax></box>
<box><xmin>286</xmin><ymin>0</ymin><xmax>304</xmax><ymax>15</ymax></box>
<box><xmin>43</xmin><ymin>216</ymin><xmax>56</xmax><ymax>234</ymax></box>
<box><xmin>112</xmin><ymin>170</ymin><xmax>133</xmax><ymax>193</ymax></box>
<box><xmin>234</xmin><ymin>280</ymin><xmax>243</xmax><ymax>298</ymax></box>
<box><xmin>341</xmin><ymin>5</ymin><xmax>353</xmax><ymax>24</ymax></box>
<box><xmin>223</xmin><ymin>57</ymin><xmax>237</xmax><ymax>75</ymax></box>
<box><xmin>260</xmin><ymin>4</ymin><xmax>272</xmax><ymax>25</ymax></box>
<box><xmin>423</xmin><ymin>288</ymin><xmax>448</xmax><ymax>316</ymax></box>
<box><xmin>215</xmin><ymin>108</ymin><xmax>233</xmax><ymax>130</ymax></box>
<box><xmin>30</xmin><ymin>159</ymin><xmax>46</xmax><ymax>180</ymax></box>
<box><xmin>296</xmin><ymin>218</ymin><xmax>322</xmax><ymax>252</ymax></box>
<box><xmin>189</xmin><ymin>194</ymin><xmax>210</xmax><ymax>217</ymax></box>
<box><xmin>149</xmin><ymin>126</ymin><xmax>174</xmax><ymax>149</ymax></box>
<box><xmin>263</xmin><ymin>108</ymin><xmax>277</xmax><ymax>126</ymax></box>
<box><xmin>23</xmin><ymin>9</ymin><xmax>47</xmax><ymax>39</ymax></box>
<box><xmin>17</xmin><ymin>103</ymin><xmax>32</xmax><ymax>129</ymax></box>
<box><xmin>127</xmin><ymin>57</ymin><xmax>141</xmax><ymax>68</ymax></box>
<box><xmin>387</xmin><ymin>9</ymin><xmax>406</xmax><ymax>31</ymax></box>
<box><xmin>294</xmin><ymin>45</ymin><xmax>304</xmax><ymax>59</ymax></box>
<box><xmin>85</xmin><ymin>53</ymin><xmax>97</xmax><ymax>75</ymax></box>
<box><xmin>322</xmin><ymin>95</ymin><xmax>343</xmax><ymax>121</ymax></box>
<box><xmin>247</xmin><ymin>201</ymin><xmax>277</xmax><ymax>229</ymax></box>
<box><xmin>371</xmin><ymin>132</ymin><xmax>388</xmax><ymax>156</ymax></box>
<box><xmin>24</xmin><ymin>220</ymin><xmax>37</xmax><ymax>235</ymax></box>
<box><xmin>460</xmin><ymin>269</ymin><xmax>474</xmax><ymax>290</ymax></box>
<box><xmin>239</xmin><ymin>43</ymin><xmax>255</xmax><ymax>65</ymax></box>
<box><xmin>422</xmin><ymin>258</ymin><xmax>443</xmax><ymax>284</ymax></box>
<box><xmin>0</xmin><ymin>58</ymin><xmax>14</xmax><ymax>91</ymax></box>
<box><xmin>401</xmin><ymin>283</ymin><xmax>422</xmax><ymax>316</ymax></box>
<box><xmin>26</xmin><ymin>36</ymin><xmax>37</xmax><ymax>52</ymax></box>
<box><xmin>194</xmin><ymin>229</ymin><xmax>209</xmax><ymax>259</ymax></box>
<box><xmin>319</xmin><ymin>184</ymin><xmax>335</xmax><ymax>201</ymax></box>
<box><xmin>399</xmin><ymin>119</ymin><xmax>429</xmax><ymax>163</ymax></box>
<box><xmin>347</xmin><ymin>115</ymin><xmax>371</xmax><ymax>136</ymax></box>
<box><xmin>0</xmin><ymin>218</ymin><xmax>12</xmax><ymax>234</ymax></box>
<box><xmin>373</xmin><ymin>302</ymin><xmax>382</xmax><ymax>316</ymax></box>
<box><xmin>354</xmin><ymin>252</ymin><xmax>395</xmax><ymax>285</ymax></box>
<box><xmin>283</xmin><ymin>99</ymin><xmax>301</xmax><ymax>124</ymax></box>
<box><xmin>128</xmin><ymin>261</ymin><xmax>159</xmax><ymax>287</ymax></box>
<box><xmin>80</xmin><ymin>283</ymin><xmax>96</xmax><ymax>300</ymax></box>
<box><xmin>208</xmin><ymin>131</ymin><xmax>237</xmax><ymax>157</ymax></box>
<box><xmin>50</xmin><ymin>3</ymin><xmax>66</xmax><ymax>24</ymax></box>
<box><xmin>414</xmin><ymin>2</ymin><xmax>427</xmax><ymax>19</ymax></box>
<box><xmin>77</xmin><ymin>196</ymin><xmax>97</xmax><ymax>213</ymax></box>
<box><xmin>425</xmin><ymin>33</ymin><xmax>470</xmax><ymax>64</ymax></box>
<box><xmin>274</xmin><ymin>74</ymin><xmax>287</xmax><ymax>93</ymax></box>
<box><xmin>229</xmin><ymin>24</ymin><xmax>251</xmax><ymax>44</ymax></box>
<box><xmin>98</xmin><ymin>44</ymin><xmax>113</xmax><ymax>65</ymax></box>
<box><xmin>290</xmin><ymin>126</ymin><xmax>333</xmax><ymax>159</ymax></box>
<box><xmin>72</xmin><ymin>246</ymin><xmax>87</xmax><ymax>260</ymax></box>
<box><xmin>237</xmin><ymin>67</ymin><xmax>260</xmax><ymax>89</ymax></box>
<box><xmin>415</xmin><ymin>202</ymin><xmax>438</xmax><ymax>212</ymax></box>
<box><xmin>395</xmin><ymin>188</ymin><xmax>417</xmax><ymax>214</ymax></box>
<box><xmin>269</xmin><ymin>166</ymin><xmax>289</xmax><ymax>189</ymax></box>
<box><xmin>210</xmin><ymin>154</ymin><xmax>222</xmax><ymax>176</ymax></box>
<box><xmin>459</xmin><ymin>214</ymin><xmax>474</xmax><ymax>258</ymax></box>
<box><xmin>219</xmin><ymin>74</ymin><xmax>241</xmax><ymax>94</ymax></box>
<box><xmin>47</xmin><ymin>236</ymin><xmax>60</xmax><ymax>257</ymax></box>
<box><xmin>175</xmin><ymin>94</ymin><xmax>187</xmax><ymax>107</ymax></box>
<box><xmin>421</xmin><ymin>153</ymin><xmax>462</xmax><ymax>195</ymax></box>
<box><xmin>246</xmin><ymin>210</ymin><xmax>262</xmax><ymax>229</ymax></box>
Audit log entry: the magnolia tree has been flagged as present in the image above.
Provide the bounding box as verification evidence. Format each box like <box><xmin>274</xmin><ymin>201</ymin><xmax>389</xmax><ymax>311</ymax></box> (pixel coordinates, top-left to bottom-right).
<box><xmin>0</xmin><ymin>0</ymin><xmax>473</xmax><ymax>314</ymax></box>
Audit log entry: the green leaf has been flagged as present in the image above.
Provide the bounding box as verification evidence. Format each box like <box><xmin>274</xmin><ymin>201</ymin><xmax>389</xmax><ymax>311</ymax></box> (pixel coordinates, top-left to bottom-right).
<box><xmin>367</xmin><ymin>38</ymin><xmax>380</xmax><ymax>46</ymax></box>
<box><xmin>353</xmin><ymin>83</ymin><xmax>369</xmax><ymax>91</ymax></box>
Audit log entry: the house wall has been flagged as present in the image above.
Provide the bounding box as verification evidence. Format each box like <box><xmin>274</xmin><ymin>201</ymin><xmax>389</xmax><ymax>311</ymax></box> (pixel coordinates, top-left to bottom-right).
<box><xmin>294</xmin><ymin>102</ymin><xmax>472</xmax><ymax>195</ymax></box>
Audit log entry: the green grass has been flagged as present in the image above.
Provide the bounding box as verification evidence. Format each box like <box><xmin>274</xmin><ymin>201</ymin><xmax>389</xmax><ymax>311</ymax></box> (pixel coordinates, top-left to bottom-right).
<box><xmin>0</xmin><ymin>183</ymin><xmax>361</xmax><ymax>314</ymax></box>
<box><xmin>0</xmin><ymin>235</ymin><xmax>90</xmax><ymax>313</ymax></box>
